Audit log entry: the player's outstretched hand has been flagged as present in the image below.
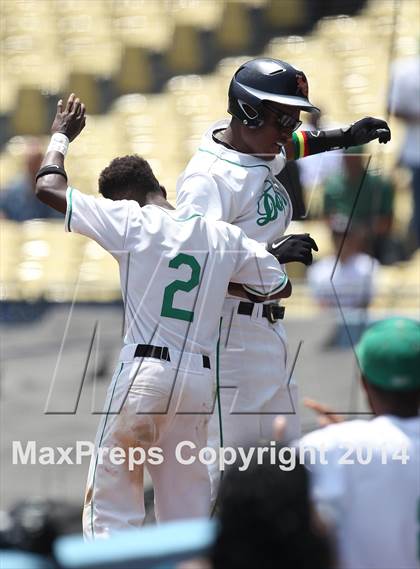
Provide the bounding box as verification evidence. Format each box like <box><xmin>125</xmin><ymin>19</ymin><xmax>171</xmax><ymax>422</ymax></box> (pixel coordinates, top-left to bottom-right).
<box><xmin>267</xmin><ymin>233</ymin><xmax>319</xmax><ymax>266</ymax></box>
<box><xmin>348</xmin><ymin>117</ymin><xmax>391</xmax><ymax>146</ymax></box>
<box><xmin>51</xmin><ymin>93</ymin><xmax>86</xmax><ymax>142</ymax></box>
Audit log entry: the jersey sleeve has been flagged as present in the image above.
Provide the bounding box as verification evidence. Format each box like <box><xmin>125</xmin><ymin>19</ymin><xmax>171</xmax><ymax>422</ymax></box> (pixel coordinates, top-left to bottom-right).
<box><xmin>176</xmin><ymin>173</ymin><xmax>236</xmax><ymax>222</ymax></box>
<box><xmin>65</xmin><ymin>187</ymin><xmax>131</xmax><ymax>252</ymax></box>
<box><xmin>231</xmin><ymin>230</ymin><xmax>288</xmax><ymax>297</ymax></box>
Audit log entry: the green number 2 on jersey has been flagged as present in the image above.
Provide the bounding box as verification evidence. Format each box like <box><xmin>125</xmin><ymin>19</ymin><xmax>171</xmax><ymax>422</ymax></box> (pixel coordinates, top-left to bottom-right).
<box><xmin>160</xmin><ymin>254</ymin><xmax>201</xmax><ymax>322</ymax></box>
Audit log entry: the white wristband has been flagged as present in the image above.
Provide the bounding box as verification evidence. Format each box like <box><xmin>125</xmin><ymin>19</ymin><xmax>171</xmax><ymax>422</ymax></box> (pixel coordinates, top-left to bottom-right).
<box><xmin>47</xmin><ymin>133</ymin><xmax>69</xmax><ymax>156</ymax></box>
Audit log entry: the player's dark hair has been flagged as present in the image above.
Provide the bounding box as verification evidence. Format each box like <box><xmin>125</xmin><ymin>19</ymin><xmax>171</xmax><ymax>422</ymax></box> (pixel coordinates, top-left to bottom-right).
<box><xmin>98</xmin><ymin>155</ymin><xmax>161</xmax><ymax>200</ymax></box>
<box><xmin>211</xmin><ymin>445</ymin><xmax>334</xmax><ymax>569</ymax></box>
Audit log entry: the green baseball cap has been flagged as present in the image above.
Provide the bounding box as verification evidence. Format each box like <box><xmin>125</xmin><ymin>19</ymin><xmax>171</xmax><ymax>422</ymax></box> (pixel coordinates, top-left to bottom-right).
<box><xmin>356</xmin><ymin>317</ymin><xmax>420</xmax><ymax>391</ymax></box>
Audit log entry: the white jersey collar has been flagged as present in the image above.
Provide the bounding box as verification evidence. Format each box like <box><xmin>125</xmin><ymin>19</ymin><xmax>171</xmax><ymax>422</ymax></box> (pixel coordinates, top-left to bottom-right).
<box><xmin>200</xmin><ymin>119</ymin><xmax>286</xmax><ymax>176</ymax></box>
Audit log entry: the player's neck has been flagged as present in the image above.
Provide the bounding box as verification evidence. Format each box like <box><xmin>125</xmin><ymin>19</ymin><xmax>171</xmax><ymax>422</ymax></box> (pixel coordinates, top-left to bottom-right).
<box><xmin>219</xmin><ymin>127</ymin><xmax>246</xmax><ymax>153</ymax></box>
<box><xmin>144</xmin><ymin>193</ymin><xmax>174</xmax><ymax>210</ymax></box>
<box><xmin>218</xmin><ymin>122</ymin><xmax>273</xmax><ymax>161</ymax></box>
<box><xmin>365</xmin><ymin>383</ymin><xmax>420</xmax><ymax>418</ymax></box>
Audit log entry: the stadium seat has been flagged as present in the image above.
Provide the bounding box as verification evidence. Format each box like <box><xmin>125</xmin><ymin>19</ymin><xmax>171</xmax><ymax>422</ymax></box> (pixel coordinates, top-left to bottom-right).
<box><xmin>166</xmin><ymin>24</ymin><xmax>209</xmax><ymax>75</ymax></box>
<box><xmin>264</xmin><ymin>0</ymin><xmax>308</xmax><ymax>32</ymax></box>
<box><xmin>216</xmin><ymin>2</ymin><xmax>254</xmax><ymax>55</ymax></box>
<box><xmin>11</xmin><ymin>88</ymin><xmax>49</xmax><ymax>136</ymax></box>
<box><xmin>0</xmin><ymin>0</ymin><xmax>415</xmax><ymax>303</ymax></box>
<box><xmin>116</xmin><ymin>46</ymin><xmax>157</xmax><ymax>94</ymax></box>
<box><xmin>111</xmin><ymin>0</ymin><xmax>173</xmax><ymax>52</ymax></box>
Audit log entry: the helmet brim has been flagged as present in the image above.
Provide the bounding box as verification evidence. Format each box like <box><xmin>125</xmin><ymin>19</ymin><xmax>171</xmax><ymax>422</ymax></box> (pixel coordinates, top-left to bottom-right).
<box><xmin>239</xmin><ymin>83</ymin><xmax>320</xmax><ymax>113</ymax></box>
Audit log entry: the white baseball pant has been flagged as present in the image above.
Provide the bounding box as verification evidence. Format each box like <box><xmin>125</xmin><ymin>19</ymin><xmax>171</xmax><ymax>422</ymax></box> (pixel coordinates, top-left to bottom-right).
<box><xmin>83</xmin><ymin>344</ymin><xmax>213</xmax><ymax>539</ymax></box>
<box><xmin>207</xmin><ymin>298</ymin><xmax>300</xmax><ymax>507</ymax></box>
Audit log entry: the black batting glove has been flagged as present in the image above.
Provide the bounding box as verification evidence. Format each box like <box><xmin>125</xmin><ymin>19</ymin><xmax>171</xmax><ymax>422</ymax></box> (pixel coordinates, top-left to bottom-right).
<box><xmin>345</xmin><ymin>117</ymin><xmax>391</xmax><ymax>146</ymax></box>
<box><xmin>267</xmin><ymin>233</ymin><xmax>319</xmax><ymax>266</ymax></box>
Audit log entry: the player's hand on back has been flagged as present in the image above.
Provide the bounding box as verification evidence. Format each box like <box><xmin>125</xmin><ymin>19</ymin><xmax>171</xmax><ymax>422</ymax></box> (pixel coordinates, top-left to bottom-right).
<box><xmin>268</xmin><ymin>233</ymin><xmax>318</xmax><ymax>266</ymax></box>
<box><xmin>304</xmin><ymin>398</ymin><xmax>344</xmax><ymax>427</ymax></box>
<box><xmin>51</xmin><ymin>93</ymin><xmax>86</xmax><ymax>142</ymax></box>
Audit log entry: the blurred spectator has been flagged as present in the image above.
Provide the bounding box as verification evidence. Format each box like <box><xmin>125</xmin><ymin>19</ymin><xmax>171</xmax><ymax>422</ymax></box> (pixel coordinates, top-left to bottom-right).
<box><xmin>388</xmin><ymin>54</ymin><xmax>420</xmax><ymax>250</ymax></box>
<box><xmin>0</xmin><ymin>139</ymin><xmax>62</xmax><ymax>221</ymax></box>
<box><xmin>300</xmin><ymin>317</ymin><xmax>420</xmax><ymax>569</ymax></box>
<box><xmin>211</xmin><ymin>445</ymin><xmax>334</xmax><ymax>569</ymax></box>
<box><xmin>307</xmin><ymin>216</ymin><xmax>378</xmax><ymax>347</ymax></box>
<box><xmin>309</xmin><ymin>216</ymin><xmax>378</xmax><ymax>309</ymax></box>
<box><xmin>323</xmin><ymin>146</ymin><xmax>395</xmax><ymax>264</ymax></box>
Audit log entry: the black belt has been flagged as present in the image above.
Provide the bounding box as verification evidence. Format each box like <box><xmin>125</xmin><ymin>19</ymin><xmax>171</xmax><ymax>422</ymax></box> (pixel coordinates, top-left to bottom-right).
<box><xmin>134</xmin><ymin>344</ymin><xmax>210</xmax><ymax>369</ymax></box>
<box><xmin>237</xmin><ymin>301</ymin><xmax>285</xmax><ymax>323</ymax></box>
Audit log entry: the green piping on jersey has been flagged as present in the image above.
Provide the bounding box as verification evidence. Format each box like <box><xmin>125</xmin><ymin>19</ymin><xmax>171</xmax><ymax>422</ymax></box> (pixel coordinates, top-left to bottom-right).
<box><xmin>90</xmin><ymin>361</ymin><xmax>124</xmax><ymax>538</ymax></box>
<box><xmin>216</xmin><ymin>317</ymin><xmax>223</xmax><ymax>448</ymax></box>
<box><xmin>211</xmin><ymin>316</ymin><xmax>224</xmax><ymax>518</ymax></box>
<box><xmin>176</xmin><ymin>214</ymin><xmax>202</xmax><ymax>222</ymax></box>
<box><xmin>198</xmin><ymin>148</ymin><xmax>271</xmax><ymax>172</ymax></box>
<box><xmin>243</xmin><ymin>274</ymin><xmax>288</xmax><ymax>296</ymax></box>
<box><xmin>67</xmin><ymin>186</ymin><xmax>74</xmax><ymax>232</ymax></box>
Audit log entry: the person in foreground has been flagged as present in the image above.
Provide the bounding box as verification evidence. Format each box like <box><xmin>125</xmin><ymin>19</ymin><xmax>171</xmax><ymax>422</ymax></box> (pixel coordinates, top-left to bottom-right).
<box><xmin>300</xmin><ymin>317</ymin><xmax>420</xmax><ymax>569</ymax></box>
<box><xmin>34</xmin><ymin>94</ymin><xmax>292</xmax><ymax>539</ymax></box>
<box><xmin>210</xmin><ymin>444</ymin><xmax>334</xmax><ymax>569</ymax></box>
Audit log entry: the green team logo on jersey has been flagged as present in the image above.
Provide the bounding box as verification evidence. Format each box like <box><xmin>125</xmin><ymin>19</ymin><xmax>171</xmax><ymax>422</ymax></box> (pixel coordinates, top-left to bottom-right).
<box><xmin>257</xmin><ymin>180</ymin><xmax>288</xmax><ymax>226</ymax></box>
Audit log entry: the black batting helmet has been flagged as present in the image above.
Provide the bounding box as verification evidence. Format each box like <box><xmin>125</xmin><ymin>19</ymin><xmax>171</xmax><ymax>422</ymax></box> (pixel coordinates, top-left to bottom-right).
<box><xmin>228</xmin><ymin>58</ymin><xmax>319</xmax><ymax>128</ymax></box>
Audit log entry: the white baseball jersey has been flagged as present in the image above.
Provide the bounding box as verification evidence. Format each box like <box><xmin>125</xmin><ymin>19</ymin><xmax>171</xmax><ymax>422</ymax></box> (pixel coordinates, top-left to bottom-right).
<box><xmin>176</xmin><ymin>120</ymin><xmax>299</xmax><ymax>508</ymax></box>
<box><xmin>65</xmin><ymin>187</ymin><xmax>288</xmax><ymax>354</ymax></box>
<box><xmin>300</xmin><ymin>416</ymin><xmax>420</xmax><ymax>569</ymax></box>
<box><xmin>176</xmin><ymin>119</ymin><xmax>292</xmax><ymax>245</ymax></box>
<box><xmin>66</xmin><ymin>187</ymin><xmax>288</xmax><ymax>538</ymax></box>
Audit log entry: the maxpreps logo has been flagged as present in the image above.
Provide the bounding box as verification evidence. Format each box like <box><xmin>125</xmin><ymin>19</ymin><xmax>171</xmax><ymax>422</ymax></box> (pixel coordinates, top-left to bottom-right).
<box><xmin>257</xmin><ymin>180</ymin><xmax>288</xmax><ymax>226</ymax></box>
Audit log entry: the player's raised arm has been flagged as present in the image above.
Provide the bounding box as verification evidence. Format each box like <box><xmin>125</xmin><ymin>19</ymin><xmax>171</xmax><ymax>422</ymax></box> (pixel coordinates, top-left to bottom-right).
<box><xmin>283</xmin><ymin>116</ymin><xmax>391</xmax><ymax>161</ymax></box>
<box><xmin>35</xmin><ymin>93</ymin><xmax>86</xmax><ymax>213</ymax></box>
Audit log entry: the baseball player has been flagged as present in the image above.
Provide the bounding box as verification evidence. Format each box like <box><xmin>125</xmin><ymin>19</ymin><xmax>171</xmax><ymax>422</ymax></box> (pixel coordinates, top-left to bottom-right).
<box><xmin>176</xmin><ymin>57</ymin><xmax>392</xmax><ymax>504</ymax></box>
<box><xmin>300</xmin><ymin>317</ymin><xmax>420</xmax><ymax>569</ymax></box>
<box><xmin>34</xmin><ymin>94</ymin><xmax>291</xmax><ymax>538</ymax></box>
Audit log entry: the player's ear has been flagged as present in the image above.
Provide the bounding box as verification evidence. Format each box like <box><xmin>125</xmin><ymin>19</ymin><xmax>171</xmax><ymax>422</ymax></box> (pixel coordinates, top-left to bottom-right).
<box><xmin>159</xmin><ymin>185</ymin><xmax>167</xmax><ymax>199</ymax></box>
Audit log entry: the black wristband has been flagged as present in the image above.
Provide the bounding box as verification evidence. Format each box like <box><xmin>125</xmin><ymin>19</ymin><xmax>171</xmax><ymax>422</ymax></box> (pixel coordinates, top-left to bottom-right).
<box><xmin>305</xmin><ymin>127</ymin><xmax>352</xmax><ymax>155</ymax></box>
<box><xmin>35</xmin><ymin>165</ymin><xmax>68</xmax><ymax>183</ymax></box>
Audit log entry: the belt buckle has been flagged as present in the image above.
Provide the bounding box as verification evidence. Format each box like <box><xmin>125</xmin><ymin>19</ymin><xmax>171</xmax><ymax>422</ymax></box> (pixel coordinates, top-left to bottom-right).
<box><xmin>266</xmin><ymin>304</ymin><xmax>277</xmax><ymax>324</ymax></box>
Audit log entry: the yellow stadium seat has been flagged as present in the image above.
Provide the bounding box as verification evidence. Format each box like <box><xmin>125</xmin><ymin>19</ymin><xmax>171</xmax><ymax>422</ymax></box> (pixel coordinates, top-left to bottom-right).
<box><xmin>111</xmin><ymin>0</ymin><xmax>172</xmax><ymax>52</ymax></box>
<box><xmin>166</xmin><ymin>24</ymin><xmax>206</xmax><ymax>75</ymax></box>
<box><xmin>66</xmin><ymin>72</ymin><xmax>102</xmax><ymax>116</ymax></box>
<box><xmin>11</xmin><ymin>88</ymin><xmax>48</xmax><ymax>136</ymax></box>
<box><xmin>264</xmin><ymin>0</ymin><xmax>307</xmax><ymax>30</ymax></box>
<box><xmin>216</xmin><ymin>2</ymin><xmax>253</xmax><ymax>55</ymax></box>
<box><xmin>116</xmin><ymin>46</ymin><xmax>156</xmax><ymax>94</ymax></box>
